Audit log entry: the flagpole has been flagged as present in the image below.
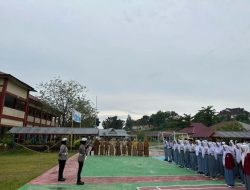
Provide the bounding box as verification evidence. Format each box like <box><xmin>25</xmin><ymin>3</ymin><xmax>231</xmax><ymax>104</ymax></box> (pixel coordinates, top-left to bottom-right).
<box><xmin>71</xmin><ymin>110</ymin><xmax>73</xmax><ymax>150</ymax></box>
<box><xmin>95</xmin><ymin>96</ymin><xmax>97</xmax><ymax>127</ymax></box>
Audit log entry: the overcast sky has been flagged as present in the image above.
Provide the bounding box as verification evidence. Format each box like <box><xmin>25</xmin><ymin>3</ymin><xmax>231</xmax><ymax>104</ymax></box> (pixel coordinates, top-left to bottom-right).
<box><xmin>1</xmin><ymin>0</ymin><xmax>250</xmax><ymax>122</ymax></box>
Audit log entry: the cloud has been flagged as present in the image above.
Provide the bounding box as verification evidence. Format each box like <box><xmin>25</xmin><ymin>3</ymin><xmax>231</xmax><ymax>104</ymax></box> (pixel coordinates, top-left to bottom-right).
<box><xmin>0</xmin><ymin>0</ymin><xmax>250</xmax><ymax>122</ymax></box>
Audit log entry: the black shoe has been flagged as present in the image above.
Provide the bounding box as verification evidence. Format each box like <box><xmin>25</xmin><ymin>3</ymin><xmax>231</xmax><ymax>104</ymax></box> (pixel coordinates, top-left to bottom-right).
<box><xmin>58</xmin><ymin>178</ymin><xmax>65</xmax><ymax>181</ymax></box>
<box><xmin>77</xmin><ymin>181</ymin><xmax>84</xmax><ymax>185</ymax></box>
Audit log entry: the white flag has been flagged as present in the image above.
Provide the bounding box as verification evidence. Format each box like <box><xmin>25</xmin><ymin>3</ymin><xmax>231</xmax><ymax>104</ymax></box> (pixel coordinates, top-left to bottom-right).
<box><xmin>72</xmin><ymin>109</ymin><xmax>81</xmax><ymax>123</ymax></box>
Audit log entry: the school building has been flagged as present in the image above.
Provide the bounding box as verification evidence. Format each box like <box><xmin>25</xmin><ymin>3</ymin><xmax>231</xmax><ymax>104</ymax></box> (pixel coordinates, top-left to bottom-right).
<box><xmin>0</xmin><ymin>71</ymin><xmax>60</xmax><ymax>137</ymax></box>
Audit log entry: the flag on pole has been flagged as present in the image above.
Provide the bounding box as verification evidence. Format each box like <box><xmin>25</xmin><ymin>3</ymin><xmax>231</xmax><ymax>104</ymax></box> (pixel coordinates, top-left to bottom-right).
<box><xmin>72</xmin><ymin>109</ymin><xmax>81</xmax><ymax>123</ymax></box>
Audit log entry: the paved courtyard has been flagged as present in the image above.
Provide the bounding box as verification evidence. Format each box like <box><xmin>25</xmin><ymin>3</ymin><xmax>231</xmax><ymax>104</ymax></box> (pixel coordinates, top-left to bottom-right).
<box><xmin>18</xmin><ymin>148</ymin><xmax>245</xmax><ymax>190</ymax></box>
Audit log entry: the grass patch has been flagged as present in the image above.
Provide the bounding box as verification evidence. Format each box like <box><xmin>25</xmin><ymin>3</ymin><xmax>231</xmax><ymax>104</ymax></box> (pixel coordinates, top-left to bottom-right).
<box><xmin>0</xmin><ymin>148</ymin><xmax>74</xmax><ymax>190</ymax></box>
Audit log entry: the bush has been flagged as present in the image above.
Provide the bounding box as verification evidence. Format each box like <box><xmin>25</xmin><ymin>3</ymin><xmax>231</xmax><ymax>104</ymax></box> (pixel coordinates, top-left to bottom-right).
<box><xmin>74</xmin><ymin>139</ymin><xmax>81</xmax><ymax>148</ymax></box>
<box><xmin>1</xmin><ymin>133</ymin><xmax>12</xmax><ymax>145</ymax></box>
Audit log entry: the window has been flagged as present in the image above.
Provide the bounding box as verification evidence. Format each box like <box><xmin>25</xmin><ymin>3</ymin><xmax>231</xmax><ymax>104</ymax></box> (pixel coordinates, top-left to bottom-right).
<box><xmin>4</xmin><ymin>94</ymin><xmax>25</xmax><ymax>111</ymax></box>
<box><xmin>4</xmin><ymin>95</ymin><xmax>15</xmax><ymax>109</ymax></box>
<box><xmin>16</xmin><ymin>99</ymin><xmax>25</xmax><ymax>111</ymax></box>
<box><xmin>28</xmin><ymin>107</ymin><xmax>36</xmax><ymax>117</ymax></box>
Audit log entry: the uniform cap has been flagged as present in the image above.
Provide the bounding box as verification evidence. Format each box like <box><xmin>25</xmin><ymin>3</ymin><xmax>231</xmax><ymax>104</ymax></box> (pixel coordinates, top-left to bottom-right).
<box><xmin>81</xmin><ymin>138</ymin><xmax>87</xmax><ymax>141</ymax></box>
<box><xmin>62</xmin><ymin>138</ymin><xmax>67</xmax><ymax>141</ymax></box>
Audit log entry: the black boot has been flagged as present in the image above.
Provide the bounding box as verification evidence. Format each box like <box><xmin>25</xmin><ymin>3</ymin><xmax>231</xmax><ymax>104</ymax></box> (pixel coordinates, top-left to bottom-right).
<box><xmin>76</xmin><ymin>181</ymin><xmax>84</xmax><ymax>185</ymax></box>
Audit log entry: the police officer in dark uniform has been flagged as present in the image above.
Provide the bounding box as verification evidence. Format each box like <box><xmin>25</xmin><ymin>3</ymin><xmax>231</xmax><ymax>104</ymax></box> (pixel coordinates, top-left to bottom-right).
<box><xmin>77</xmin><ymin>138</ymin><xmax>88</xmax><ymax>185</ymax></box>
<box><xmin>58</xmin><ymin>138</ymin><xmax>68</xmax><ymax>181</ymax></box>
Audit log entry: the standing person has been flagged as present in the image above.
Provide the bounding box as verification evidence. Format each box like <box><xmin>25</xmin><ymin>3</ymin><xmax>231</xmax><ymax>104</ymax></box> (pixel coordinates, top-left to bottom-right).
<box><xmin>208</xmin><ymin>142</ymin><xmax>217</xmax><ymax>180</ymax></box>
<box><xmin>184</xmin><ymin>140</ymin><xmax>190</xmax><ymax>168</ymax></box>
<box><xmin>127</xmin><ymin>139</ymin><xmax>132</xmax><ymax>156</ymax></box>
<box><xmin>122</xmin><ymin>139</ymin><xmax>127</xmax><ymax>155</ymax></box>
<box><xmin>58</xmin><ymin>138</ymin><xmax>68</xmax><ymax>181</ymax></box>
<box><xmin>109</xmin><ymin>138</ymin><xmax>115</xmax><ymax>156</ymax></box>
<box><xmin>104</xmin><ymin>139</ymin><xmax>110</xmax><ymax>156</ymax></box>
<box><xmin>179</xmin><ymin>140</ymin><xmax>185</xmax><ymax>168</ymax></box>
<box><xmin>190</xmin><ymin>140</ymin><xmax>197</xmax><ymax>171</ymax></box>
<box><xmin>132</xmin><ymin>138</ymin><xmax>138</xmax><ymax>156</ymax></box>
<box><xmin>87</xmin><ymin>137</ymin><xmax>94</xmax><ymax>156</ymax></box>
<box><xmin>76</xmin><ymin>138</ymin><xmax>88</xmax><ymax>185</ymax></box>
<box><xmin>164</xmin><ymin>139</ymin><xmax>169</xmax><ymax>161</ymax></box>
<box><xmin>196</xmin><ymin>140</ymin><xmax>203</xmax><ymax>174</ymax></box>
<box><xmin>144</xmin><ymin>138</ymin><xmax>149</xmax><ymax>157</ymax></box>
<box><xmin>235</xmin><ymin>143</ymin><xmax>245</xmax><ymax>185</ymax></box>
<box><xmin>215</xmin><ymin>142</ymin><xmax>224</xmax><ymax>177</ymax></box>
<box><xmin>99</xmin><ymin>139</ymin><xmax>104</xmax><ymax>156</ymax></box>
<box><xmin>223</xmin><ymin>145</ymin><xmax>235</xmax><ymax>188</ymax></box>
<box><xmin>242</xmin><ymin>144</ymin><xmax>250</xmax><ymax>190</ymax></box>
<box><xmin>173</xmin><ymin>141</ymin><xmax>178</xmax><ymax>164</ymax></box>
<box><xmin>168</xmin><ymin>140</ymin><xmax>173</xmax><ymax>163</ymax></box>
<box><xmin>115</xmin><ymin>139</ymin><xmax>121</xmax><ymax>156</ymax></box>
<box><xmin>93</xmin><ymin>138</ymin><xmax>100</xmax><ymax>156</ymax></box>
<box><xmin>202</xmin><ymin>141</ymin><xmax>209</xmax><ymax>176</ymax></box>
<box><xmin>137</xmin><ymin>140</ymin><xmax>144</xmax><ymax>156</ymax></box>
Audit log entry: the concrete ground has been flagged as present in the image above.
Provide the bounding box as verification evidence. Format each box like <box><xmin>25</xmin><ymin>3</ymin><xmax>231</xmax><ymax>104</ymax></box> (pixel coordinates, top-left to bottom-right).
<box><xmin>18</xmin><ymin>147</ymin><xmax>245</xmax><ymax>190</ymax></box>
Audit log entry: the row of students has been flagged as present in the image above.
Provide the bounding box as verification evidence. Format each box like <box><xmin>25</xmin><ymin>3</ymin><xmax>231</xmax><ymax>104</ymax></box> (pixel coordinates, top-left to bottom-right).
<box><xmin>164</xmin><ymin>139</ymin><xmax>250</xmax><ymax>189</ymax></box>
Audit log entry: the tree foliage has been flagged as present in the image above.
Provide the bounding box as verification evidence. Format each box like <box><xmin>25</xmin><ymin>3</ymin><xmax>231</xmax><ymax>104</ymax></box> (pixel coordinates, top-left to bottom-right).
<box><xmin>102</xmin><ymin>116</ymin><xmax>125</xmax><ymax>129</ymax></box>
<box><xmin>38</xmin><ymin>77</ymin><xmax>97</xmax><ymax>127</ymax></box>
<box><xmin>192</xmin><ymin>106</ymin><xmax>218</xmax><ymax>126</ymax></box>
<box><xmin>125</xmin><ymin>115</ymin><xmax>134</xmax><ymax>130</ymax></box>
<box><xmin>149</xmin><ymin>111</ymin><xmax>179</xmax><ymax>127</ymax></box>
<box><xmin>235</xmin><ymin>114</ymin><xmax>250</xmax><ymax>124</ymax></box>
<box><xmin>217</xmin><ymin>121</ymin><xmax>244</xmax><ymax>131</ymax></box>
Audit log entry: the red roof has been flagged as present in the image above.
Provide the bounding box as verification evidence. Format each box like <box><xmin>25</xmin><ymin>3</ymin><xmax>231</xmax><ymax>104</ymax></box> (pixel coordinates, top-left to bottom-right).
<box><xmin>179</xmin><ymin>122</ymin><xmax>214</xmax><ymax>138</ymax></box>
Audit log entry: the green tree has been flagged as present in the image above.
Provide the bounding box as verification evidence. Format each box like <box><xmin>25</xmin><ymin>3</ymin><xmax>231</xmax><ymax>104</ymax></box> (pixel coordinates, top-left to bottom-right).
<box><xmin>125</xmin><ymin>115</ymin><xmax>134</xmax><ymax>130</ymax></box>
<box><xmin>149</xmin><ymin>111</ymin><xmax>179</xmax><ymax>127</ymax></box>
<box><xmin>235</xmin><ymin>114</ymin><xmax>250</xmax><ymax>124</ymax></box>
<box><xmin>38</xmin><ymin>77</ymin><xmax>97</xmax><ymax>127</ymax></box>
<box><xmin>75</xmin><ymin>98</ymin><xmax>99</xmax><ymax>127</ymax></box>
<box><xmin>136</xmin><ymin>115</ymin><xmax>150</xmax><ymax>126</ymax></box>
<box><xmin>193</xmin><ymin>106</ymin><xmax>218</xmax><ymax>126</ymax></box>
<box><xmin>181</xmin><ymin>114</ymin><xmax>193</xmax><ymax>127</ymax></box>
<box><xmin>102</xmin><ymin>116</ymin><xmax>125</xmax><ymax>129</ymax></box>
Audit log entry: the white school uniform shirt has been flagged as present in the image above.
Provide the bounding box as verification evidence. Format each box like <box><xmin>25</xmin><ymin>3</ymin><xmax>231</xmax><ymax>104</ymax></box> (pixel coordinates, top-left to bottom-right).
<box><xmin>179</xmin><ymin>142</ymin><xmax>184</xmax><ymax>152</ymax></box>
<box><xmin>164</xmin><ymin>140</ymin><xmax>168</xmax><ymax>148</ymax></box>
<box><xmin>173</xmin><ymin>143</ymin><xmax>177</xmax><ymax>150</ymax></box>
<box><xmin>215</xmin><ymin>145</ymin><xmax>223</xmax><ymax>155</ymax></box>
<box><xmin>235</xmin><ymin>146</ymin><xmax>242</xmax><ymax>164</ymax></box>
<box><xmin>184</xmin><ymin>143</ymin><xmax>190</xmax><ymax>153</ymax></box>
<box><xmin>202</xmin><ymin>145</ymin><xmax>209</xmax><ymax>158</ymax></box>
<box><xmin>190</xmin><ymin>144</ymin><xmax>195</xmax><ymax>152</ymax></box>
<box><xmin>195</xmin><ymin>144</ymin><xmax>199</xmax><ymax>156</ymax></box>
<box><xmin>241</xmin><ymin>144</ymin><xmax>249</xmax><ymax>167</ymax></box>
